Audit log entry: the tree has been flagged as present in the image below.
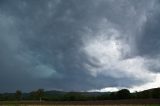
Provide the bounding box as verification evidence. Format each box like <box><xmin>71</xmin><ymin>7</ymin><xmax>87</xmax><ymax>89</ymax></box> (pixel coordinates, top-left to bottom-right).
<box><xmin>117</xmin><ymin>89</ymin><xmax>130</xmax><ymax>99</ymax></box>
<box><xmin>29</xmin><ymin>91</ymin><xmax>37</xmax><ymax>100</ymax></box>
<box><xmin>109</xmin><ymin>92</ymin><xmax>117</xmax><ymax>100</ymax></box>
<box><xmin>141</xmin><ymin>90</ymin><xmax>152</xmax><ymax>98</ymax></box>
<box><xmin>15</xmin><ymin>90</ymin><xmax>22</xmax><ymax>101</ymax></box>
<box><xmin>152</xmin><ymin>88</ymin><xmax>160</xmax><ymax>98</ymax></box>
<box><xmin>36</xmin><ymin>89</ymin><xmax>44</xmax><ymax>102</ymax></box>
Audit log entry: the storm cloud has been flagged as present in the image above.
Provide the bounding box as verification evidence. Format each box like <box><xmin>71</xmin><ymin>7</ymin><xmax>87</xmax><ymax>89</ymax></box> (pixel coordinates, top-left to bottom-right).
<box><xmin>0</xmin><ymin>0</ymin><xmax>160</xmax><ymax>92</ymax></box>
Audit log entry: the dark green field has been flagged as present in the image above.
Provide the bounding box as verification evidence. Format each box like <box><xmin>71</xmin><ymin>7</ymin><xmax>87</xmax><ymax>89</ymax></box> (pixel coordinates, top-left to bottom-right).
<box><xmin>1</xmin><ymin>100</ymin><xmax>160</xmax><ymax>106</ymax></box>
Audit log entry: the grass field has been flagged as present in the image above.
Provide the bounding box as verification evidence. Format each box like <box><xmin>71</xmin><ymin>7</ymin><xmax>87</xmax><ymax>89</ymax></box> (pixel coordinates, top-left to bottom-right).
<box><xmin>1</xmin><ymin>104</ymin><xmax>160</xmax><ymax>106</ymax></box>
<box><xmin>1</xmin><ymin>100</ymin><xmax>160</xmax><ymax>106</ymax></box>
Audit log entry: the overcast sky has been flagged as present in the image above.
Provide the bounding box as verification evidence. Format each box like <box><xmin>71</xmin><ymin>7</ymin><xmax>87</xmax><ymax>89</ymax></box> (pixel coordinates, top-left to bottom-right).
<box><xmin>0</xmin><ymin>0</ymin><xmax>160</xmax><ymax>93</ymax></box>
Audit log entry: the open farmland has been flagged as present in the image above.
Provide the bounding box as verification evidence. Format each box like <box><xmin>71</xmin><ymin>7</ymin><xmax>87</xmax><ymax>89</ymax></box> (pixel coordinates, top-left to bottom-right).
<box><xmin>0</xmin><ymin>104</ymin><xmax>160</xmax><ymax>106</ymax></box>
<box><xmin>0</xmin><ymin>99</ymin><xmax>160</xmax><ymax>106</ymax></box>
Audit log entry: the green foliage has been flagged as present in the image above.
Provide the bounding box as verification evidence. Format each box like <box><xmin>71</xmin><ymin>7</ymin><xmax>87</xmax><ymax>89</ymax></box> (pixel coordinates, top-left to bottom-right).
<box><xmin>15</xmin><ymin>90</ymin><xmax>22</xmax><ymax>101</ymax></box>
<box><xmin>0</xmin><ymin>88</ymin><xmax>160</xmax><ymax>101</ymax></box>
<box><xmin>29</xmin><ymin>89</ymin><xmax>44</xmax><ymax>101</ymax></box>
<box><xmin>36</xmin><ymin>89</ymin><xmax>44</xmax><ymax>101</ymax></box>
<box><xmin>29</xmin><ymin>91</ymin><xmax>38</xmax><ymax>100</ymax></box>
<box><xmin>61</xmin><ymin>92</ymin><xmax>89</xmax><ymax>101</ymax></box>
<box><xmin>117</xmin><ymin>89</ymin><xmax>130</xmax><ymax>99</ymax></box>
<box><xmin>97</xmin><ymin>93</ymin><xmax>110</xmax><ymax>100</ymax></box>
<box><xmin>152</xmin><ymin>88</ymin><xmax>160</xmax><ymax>98</ymax></box>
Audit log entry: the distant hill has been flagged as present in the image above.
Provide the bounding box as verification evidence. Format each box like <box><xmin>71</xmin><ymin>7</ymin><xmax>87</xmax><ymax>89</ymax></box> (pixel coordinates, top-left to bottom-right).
<box><xmin>132</xmin><ymin>87</ymin><xmax>160</xmax><ymax>99</ymax></box>
<box><xmin>0</xmin><ymin>87</ymin><xmax>159</xmax><ymax>101</ymax></box>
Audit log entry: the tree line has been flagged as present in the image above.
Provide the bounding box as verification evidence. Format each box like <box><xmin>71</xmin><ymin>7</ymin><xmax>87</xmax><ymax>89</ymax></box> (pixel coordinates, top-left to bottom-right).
<box><xmin>0</xmin><ymin>88</ymin><xmax>160</xmax><ymax>101</ymax></box>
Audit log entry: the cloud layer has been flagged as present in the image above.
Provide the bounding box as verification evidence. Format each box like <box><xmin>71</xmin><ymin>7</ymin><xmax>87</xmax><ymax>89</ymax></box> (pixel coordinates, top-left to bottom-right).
<box><xmin>0</xmin><ymin>0</ymin><xmax>160</xmax><ymax>92</ymax></box>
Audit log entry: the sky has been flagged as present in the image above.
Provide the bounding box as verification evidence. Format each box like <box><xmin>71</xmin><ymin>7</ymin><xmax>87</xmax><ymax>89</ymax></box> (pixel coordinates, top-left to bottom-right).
<box><xmin>0</xmin><ymin>0</ymin><xmax>160</xmax><ymax>93</ymax></box>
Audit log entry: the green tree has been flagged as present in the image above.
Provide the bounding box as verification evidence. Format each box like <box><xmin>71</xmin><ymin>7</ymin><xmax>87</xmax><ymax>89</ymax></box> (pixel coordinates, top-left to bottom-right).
<box><xmin>36</xmin><ymin>89</ymin><xmax>44</xmax><ymax>102</ymax></box>
<box><xmin>109</xmin><ymin>92</ymin><xmax>117</xmax><ymax>100</ymax></box>
<box><xmin>138</xmin><ymin>90</ymin><xmax>152</xmax><ymax>98</ymax></box>
<box><xmin>152</xmin><ymin>88</ymin><xmax>160</xmax><ymax>98</ymax></box>
<box><xmin>15</xmin><ymin>90</ymin><xmax>22</xmax><ymax>100</ymax></box>
<box><xmin>117</xmin><ymin>89</ymin><xmax>130</xmax><ymax>99</ymax></box>
<box><xmin>29</xmin><ymin>91</ymin><xmax>36</xmax><ymax>100</ymax></box>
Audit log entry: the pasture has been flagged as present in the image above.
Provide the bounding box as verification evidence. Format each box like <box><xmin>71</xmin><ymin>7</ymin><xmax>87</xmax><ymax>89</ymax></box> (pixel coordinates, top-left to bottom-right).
<box><xmin>1</xmin><ymin>104</ymin><xmax>160</xmax><ymax>106</ymax></box>
<box><xmin>0</xmin><ymin>101</ymin><xmax>160</xmax><ymax>106</ymax></box>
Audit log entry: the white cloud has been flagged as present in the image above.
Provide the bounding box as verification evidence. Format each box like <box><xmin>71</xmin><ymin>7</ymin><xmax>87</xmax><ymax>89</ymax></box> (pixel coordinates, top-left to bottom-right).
<box><xmin>129</xmin><ymin>74</ymin><xmax>160</xmax><ymax>92</ymax></box>
<box><xmin>82</xmin><ymin>18</ymin><xmax>160</xmax><ymax>91</ymax></box>
<box><xmin>88</xmin><ymin>87</ymin><xmax>119</xmax><ymax>92</ymax></box>
<box><xmin>92</xmin><ymin>73</ymin><xmax>160</xmax><ymax>93</ymax></box>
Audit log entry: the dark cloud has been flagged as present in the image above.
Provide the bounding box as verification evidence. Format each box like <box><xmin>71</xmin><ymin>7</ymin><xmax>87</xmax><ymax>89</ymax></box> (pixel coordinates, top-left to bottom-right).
<box><xmin>0</xmin><ymin>0</ymin><xmax>160</xmax><ymax>92</ymax></box>
<box><xmin>138</xmin><ymin>9</ymin><xmax>160</xmax><ymax>56</ymax></box>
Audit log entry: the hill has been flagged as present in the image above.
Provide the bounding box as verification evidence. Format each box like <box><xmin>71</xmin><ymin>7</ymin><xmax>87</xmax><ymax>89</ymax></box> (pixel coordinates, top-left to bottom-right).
<box><xmin>0</xmin><ymin>88</ymin><xmax>159</xmax><ymax>101</ymax></box>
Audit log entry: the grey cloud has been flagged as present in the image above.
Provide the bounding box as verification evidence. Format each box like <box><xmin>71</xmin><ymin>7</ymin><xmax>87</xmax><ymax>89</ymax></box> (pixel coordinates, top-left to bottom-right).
<box><xmin>0</xmin><ymin>0</ymin><xmax>160</xmax><ymax>92</ymax></box>
<box><xmin>137</xmin><ymin>8</ymin><xmax>160</xmax><ymax>56</ymax></box>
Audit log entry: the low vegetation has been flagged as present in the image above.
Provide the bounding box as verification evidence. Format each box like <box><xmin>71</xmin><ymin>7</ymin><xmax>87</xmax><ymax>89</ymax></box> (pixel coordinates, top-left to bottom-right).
<box><xmin>0</xmin><ymin>88</ymin><xmax>160</xmax><ymax>101</ymax></box>
<box><xmin>0</xmin><ymin>88</ymin><xmax>160</xmax><ymax>106</ymax></box>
